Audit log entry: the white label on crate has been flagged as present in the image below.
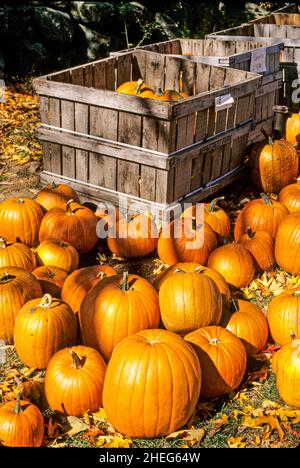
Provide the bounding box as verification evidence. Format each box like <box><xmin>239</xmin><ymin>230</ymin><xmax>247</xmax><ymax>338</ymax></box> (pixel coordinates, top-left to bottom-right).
<box><xmin>250</xmin><ymin>48</ymin><xmax>267</xmax><ymax>73</ymax></box>
<box><xmin>215</xmin><ymin>93</ymin><xmax>234</xmax><ymax>111</ymax></box>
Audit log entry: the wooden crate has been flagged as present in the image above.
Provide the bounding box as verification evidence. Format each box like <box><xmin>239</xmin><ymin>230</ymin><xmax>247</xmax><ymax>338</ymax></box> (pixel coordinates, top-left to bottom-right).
<box><xmin>33</xmin><ymin>50</ymin><xmax>261</xmax><ymax>220</ymax></box>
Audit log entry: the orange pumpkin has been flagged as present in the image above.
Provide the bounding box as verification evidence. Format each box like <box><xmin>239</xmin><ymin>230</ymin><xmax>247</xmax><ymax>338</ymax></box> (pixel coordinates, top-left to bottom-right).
<box><xmin>155</xmin><ymin>89</ymin><xmax>185</xmax><ymax>101</ymax></box>
<box><xmin>0</xmin><ymin>197</ymin><xmax>44</xmax><ymax>247</ymax></box>
<box><xmin>80</xmin><ymin>272</ymin><xmax>160</xmax><ymax>361</ymax></box>
<box><xmin>116</xmin><ymin>79</ymin><xmax>155</xmax><ymax>98</ymax></box>
<box><xmin>14</xmin><ymin>294</ymin><xmax>77</xmax><ymax>369</ymax></box>
<box><xmin>267</xmin><ymin>288</ymin><xmax>300</xmax><ymax>346</ymax></box>
<box><xmin>0</xmin><ymin>267</ymin><xmax>42</xmax><ymax>344</ymax></box>
<box><xmin>286</xmin><ymin>112</ymin><xmax>300</xmax><ymax>146</ymax></box>
<box><xmin>234</xmin><ymin>193</ymin><xmax>288</xmax><ymax>241</ymax></box>
<box><xmin>275</xmin><ymin>212</ymin><xmax>300</xmax><ymax>275</ymax></box>
<box><xmin>36</xmin><ymin>182</ymin><xmax>80</xmax><ymax>211</ymax></box>
<box><xmin>32</xmin><ymin>265</ymin><xmax>68</xmax><ymax>298</ymax></box>
<box><xmin>36</xmin><ymin>238</ymin><xmax>79</xmax><ymax>273</ymax></box>
<box><xmin>103</xmin><ymin>329</ymin><xmax>201</xmax><ymax>438</ymax></box>
<box><xmin>95</xmin><ymin>202</ymin><xmax>124</xmax><ymax>232</ymax></box>
<box><xmin>237</xmin><ymin>227</ymin><xmax>275</xmax><ymax>272</ymax></box>
<box><xmin>0</xmin><ymin>237</ymin><xmax>36</xmax><ymax>272</ymax></box>
<box><xmin>185</xmin><ymin>326</ymin><xmax>247</xmax><ymax>399</ymax></box>
<box><xmin>45</xmin><ymin>346</ymin><xmax>106</xmax><ymax>417</ymax></box>
<box><xmin>278</xmin><ymin>177</ymin><xmax>300</xmax><ymax>213</ymax></box>
<box><xmin>39</xmin><ymin>200</ymin><xmax>98</xmax><ymax>255</ymax></box>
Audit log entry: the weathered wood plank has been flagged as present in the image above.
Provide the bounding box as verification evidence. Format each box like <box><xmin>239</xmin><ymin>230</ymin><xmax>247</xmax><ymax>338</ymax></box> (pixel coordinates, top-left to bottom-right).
<box><xmin>89</xmin><ymin>153</ymin><xmax>117</xmax><ymax>189</ymax></box>
<box><xmin>117</xmin><ymin>160</ymin><xmax>140</xmax><ymax>196</ymax></box>
<box><xmin>140</xmin><ymin>166</ymin><xmax>156</xmax><ymax>201</ymax></box>
<box><xmin>118</xmin><ymin>112</ymin><xmax>142</xmax><ymax>146</ymax></box>
<box><xmin>89</xmin><ymin>106</ymin><xmax>118</xmax><ymax>140</ymax></box>
<box><xmin>155</xmin><ymin>169</ymin><xmax>174</xmax><ymax>204</ymax></box>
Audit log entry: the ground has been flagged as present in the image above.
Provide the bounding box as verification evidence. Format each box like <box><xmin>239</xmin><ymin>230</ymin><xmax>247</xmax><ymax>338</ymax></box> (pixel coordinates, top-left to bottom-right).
<box><xmin>0</xmin><ymin>79</ymin><xmax>300</xmax><ymax>449</ymax></box>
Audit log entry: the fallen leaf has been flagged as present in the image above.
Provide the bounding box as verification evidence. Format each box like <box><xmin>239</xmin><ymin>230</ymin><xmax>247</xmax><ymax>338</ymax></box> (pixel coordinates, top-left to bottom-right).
<box><xmin>227</xmin><ymin>436</ymin><xmax>247</xmax><ymax>448</ymax></box>
<box><xmin>47</xmin><ymin>417</ymin><xmax>60</xmax><ymax>439</ymax></box>
<box><xmin>166</xmin><ymin>428</ymin><xmax>205</xmax><ymax>446</ymax></box>
<box><xmin>60</xmin><ymin>416</ymin><xmax>89</xmax><ymax>437</ymax></box>
<box><xmin>242</xmin><ymin>415</ymin><xmax>284</xmax><ymax>441</ymax></box>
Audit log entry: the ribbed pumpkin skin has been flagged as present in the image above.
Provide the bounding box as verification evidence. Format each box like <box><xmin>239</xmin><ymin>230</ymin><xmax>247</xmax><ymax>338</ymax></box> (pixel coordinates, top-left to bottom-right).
<box><xmin>185</xmin><ymin>326</ymin><xmax>247</xmax><ymax>399</ymax></box>
<box><xmin>237</xmin><ymin>230</ymin><xmax>275</xmax><ymax>272</ymax></box>
<box><xmin>0</xmin><ymin>238</ymin><xmax>36</xmax><ymax>272</ymax></box>
<box><xmin>14</xmin><ymin>295</ymin><xmax>77</xmax><ymax>369</ymax></box>
<box><xmin>286</xmin><ymin>112</ymin><xmax>300</xmax><ymax>145</ymax></box>
<box><xmin>0</xmin><ymin>267</ymin><xmax>42</xmax><ymax>344</ymax></box>
<box><xmin>39</xmin><ymin>201</ymin><xmax>98</xmax><ymax>255</ymax></box>
<box><xmin>278</xmin><ymin>179</ymin><xmax>300</xmax><ymax>213</ymax></box>
<box><xmin>275</xmin><ymin>212</ymin><xmax>300</xmax><ymax>275</ymax></box>
<box><xmin>36</xmin><ymin>239</ymin><xmax>79</xmax><ymax>273</ymax></box>
<box><xmin>36</xmin><ymin>183</ymin><xmax>80</xmax><ymax>211</ymax></box>
<box><xmin>221</xmin><ymin>300</ymin><xmax>268</xmax><ymax>356</ymax></box>
<box><xmin>250</xmin><ymin>139</ymin><xmax>299</xmax><ymax>193</ymax></box>
<box><xmin>208</xmin><ymin>243</ymin><xmax>255</xmax><ymax>288</ymax></box>
<box><xmin>153</xmin><ymin>262</ymin><xmax>230</xmax><ymax>300</ymax></box>
<box><xmin>32</xmin><ymin>265</ymin><xmax>68</xmax><ymax>298</ymax></box>
<box><xmin>234</xmin><ymin>196</ymin><xmax>288</xmax><ymax>241</ymax></box>
<box><xmin>80</xmin><ymin>274</ymin><xmax>160</xmax><ymax>361</ymax></box>
<box><xmin>157</xmin><ymin>219</ymin><xmax>217</xmax><ymax>266</ymax></box>
<box><xmin>107</xmin><ymin>215</ymin><xmax>158</xmax><ymax>258</ymax></box>
<box><xmin>0</xmin><ymin>399</ymin><xmax>44</xmax><ymax>447</ymax></box>
<box><xmin>267</xmin><ymin>289</ymin><xmax>300</xmax><ymax>346</ymax></box>
<box><xmin>272</xmin><ymin>340</ymin><xmax>300</xmax><ymax>408</ymax></box>
<box><xmin>103</xmin><ymin>329</ymin><xmax>201</xmax><ymax>438</ymax></box>
<box><xmin>61</xmin><ymin>265</ymin><xmax>116</xmax><ymax>314</ymax></box>
<box><xmin>0</xmin><ymin>197</ymin><xmax>44</xmax><ymax>247</ymax></box>
<box><xmin>159</xmin><ymin>270</ymin><xmax>222</xmax><ymax>334</ymax></box>
<box><xmin>45</xmin><ymin>346</ymin><xmax>106</xmax><ymax>417</ymax></box>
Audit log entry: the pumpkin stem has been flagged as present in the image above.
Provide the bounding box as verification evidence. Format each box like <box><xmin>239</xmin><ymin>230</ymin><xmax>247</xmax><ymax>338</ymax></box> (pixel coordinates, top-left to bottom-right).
<box><xmin>261</xmin><ymin>128</ymin><xmax>273</xmax><ymax>145</ymax></box>
<box><xmin>134</xmin><ymin>79</ymin><xmax>144</xmax><ymax>95</ymax></box>
<box><xmin>210</xmin><ymin>337</ymin><xmax>220</xmax><ymax>345</ymax></box>
<box><xmin>174</xmin><ymin>268</ymin><xmax>185</xmax><ymax>274</ymax></box>
<box><xmin>13</xmin><ymin>392</ymin><xmax>22</xmax><ymax>414</ymax></box>
<box><xmin>191</xmin><ymin>217</ymin><xmax>197</xmax><ymax>231</ymax></box>
<box><xmin>0</xmin><ymin>237</ymin><xmax>7</xmax><ymax>248</ymax></box>
<box><xmin>156</xmin><ymin>88</ymin><xmax>164</xmax><ymax>97</ymax></box>
<box><xmin>207</xmin><ymin>197</ymin><xmax>225</xmax><ymax>213</ymax></box>
<box><xmin>231</xmin><ymin>299</ymin><xmax>239</xmax><ymax>312</ymax></box>
<box><xmin>96</xmin><ymin>271</ymin><xmax>106</xmax><ymax>280</ymax></box>
<box><xmin>51</xmin><ymin>182</ymin><xmax>57</xmax><ymax>189</ymax></box>
<box><xmin>0</xmin><ymin>272</ymin><xmax>15</xmax><ymax>284</ymax></box>
<box><xmin>247</xmin><ymin>227</ymin><xmax>255</xmax><ymax>239</ymax></box>
<box><xmin>260</xmin><ymin>193</ymin><xmax>272</xmax><ymax>206</ymax></box>
<box><xmin>120</xmin><ymin>271</ymin><xmax>129</xmax><ymax>291</ymax></box>
<box><xmin>38</xmin><ymin>294</ymin><xmax>53</xmax><ymax>308</ymax></box>
<box><xmin>66</xmin><ymin>199</ymin><xmax>74</xmax><ymax>214</ymax></box>
<box><xmin>70</xmin><ymin>350</ymin><xmax>83</xmax><ymax>369</ymax></box>
<box><xmin>17</xmin><ymin>199</ymin><xmax>25</xmax><ymax>204</ymax></box>
<box><xmin>290</xmin><ymin>330</ymin><xmax>297</xmax><ymax>341</ymax></box>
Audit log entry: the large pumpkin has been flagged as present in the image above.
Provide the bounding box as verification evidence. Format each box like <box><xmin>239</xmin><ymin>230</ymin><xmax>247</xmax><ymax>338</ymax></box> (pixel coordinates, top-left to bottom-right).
<box><xmin>36</xmin><ymin>182</ymin><xmax>80</xmax><ymax>211</ymax></box>
<box><xmin>159</xmin><ymin>268</ymin><xmax>222</xmax><ymax>334</ymax></box>
<box><xmin>278</xmin><ymin>178</ymin><xmax>300</xmax><ymax>213</ymax></box>
<box><xmin>157</xmin><ymin>217</ymin><xmax>217</xmax><ymax>266</ymax></box>
<box><xmin>0</xmin><ymin>267</ymin><xmax>42</xmax><ymax>344</ymax></box>
<box><xmin>275</xmin><ymin>212</ymin><xmax>300</xmax><ymax>275</ymax></box>
<box><xmin>286</xmin><ymin>112</ymin><xmax>300</xmax><ymax>146</ymax></box>
<box><xmin>36</xmin><ymin>238</ymin><xmax>79</xmax><ymax>273</ymax></box>
<box><xmin>45</xmin><ymin>346</ymin><xmax>106</xmax><ymax>417</ymax></box>
<box><xmin>0</xmin><ymin>237</ymin><xmax>36</xmax><ymax>272</ymax></box>
<box><xmin>39</xmin><ymin>200</ymin><xmax>98</xmax><ymax>255</ymax></box>
<box><xmin>185</xmin><ymin>326</ymin><xmax>247</xmax><ymax>399</ymax></box>
<box><xmin>107</xmin><ymin>214</ymin><xmax>158</xmax><ymax>258</ymax></box>
<box><xmin>32</xmin><ymin>265</ymin><xmax>68</xmax><ymax>298</ymax></box>
<box><xmin>250</xmin><ymin>137</ymin><xmax>299</xmax><ymax>193</ymax></box>
<box><xmin>0</xmin><ymin>197</ymin><xmax>44</xmax><ymax>247</ymax></box>
<box><xmin>95</xmin><ymin>202</ymin><xmax>124</xmax><ymax>232</ymax></box>
<box><xmin>221</xmin><ymin>299</ymin><xmax>268</xmax><ymax>356</ymax></box>
<box><xmin>103</xmin><ymin>329</ymin><xmax>201</xmax><ymax>438</ymax></box>
<box><xmin>267</xmin><ymin>288</ymin><xmax>300</xmax><ymax>346</ymax></box>
<box><xmin>153</xmin><ymin>262</ymin><xmax>230</xmax><ymax>300</ymax></box>
<box><xmin>0</xmin><ymin>394</ymin><xmax>44</xmax><ymax>447</ymax></box>
<box><xmin>234</xmin><ymin>193</ymin><xmax>288</xmax><ymax>241</ymax></box>
<box><xmin>14</xmin><ymin>294</ymin><xmax>77</xmax><ymax>369</ymax></box>
<box><xmin>208</xmin><ymin>243</ymin><xmax>255</xmax><ymax>289</ymax></box>
<box><xmin>237</xmin><ymin>227</ymin><xmax>275</xmax><ymax>272</ymax></box>
<box><xmin>80</xmin><ymin>272</ymin><xmax>160</xmax><ymax>361</ymax></box>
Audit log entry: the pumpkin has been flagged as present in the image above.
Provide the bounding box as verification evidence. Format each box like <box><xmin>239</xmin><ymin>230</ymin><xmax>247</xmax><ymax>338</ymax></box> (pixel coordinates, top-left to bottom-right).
<box><xmin>0</xmin><ymin>237</ymin><xmax>36</xmax><ymax>272</ymax></box>
<box><xmin>159</xmin><ymin>267</ymin><xmax>222</xmax><ymax>334</ymax></box>
<box><xmin>208</xmin><ymin>243</ymin><xmax>255</xmax><ymax>289</ymax></box>
<box><xmin>272</xmin><ymin>333</ymin><xmax>300</xmax><ymax>408</ymax></box>
<box><xmin>103</xmin><ymin>329</ymin><xmax>201</xmax><ymax>438</ymax></box>
<box><xmin>250</xmin><ymin>136</ymin><xmax>299</xmax><ymax>193</ymax></box>
<box><xmin>107</xmin><ymin>214</ymin><xmax>158</xmax><ymax>259</ymax></box>
<box><xmin>237</xmin><ymin>227</ymin><xmax>275</xmax><ymax>272</ymax></box>
<box><xmin>267</xmin><ymin>288</ymin><xmax>300</xmax><ymax>346</ymax></box>
<box><xmin>153</xmin><ymin>262</ymin><xmax>230</xmax><ymax>300</ymax></box>
<box><xmin>95</xmin><ymin>202</ymin><xmax>124</xmax><ymax>232</ymax></box>
<box><xmin>221</xmin><ymin>299</ymin><xmax>268</xmax><ymax>356</ymax></box>
<box><xmin>14</xmin><ymin>294</ymin><xmax>77</xmax><ymax>369</ymax></box>
<box><xmin>32</xmin><ymin>265</ymin><xmax>68</xmax><ymax>298</ymax></box>
<box><xmin>157</xmin><ymin>217</ymin><xmax>217</xmax><ymax>266</ymax></box>
<box><xmin>61</xmin><ymin>264</ymin><xmax>116</xmax><ymax>315</ymax></box>
<box><xmin>185</xmin><ymin>326</ymin><xmax>247</xmax><ymax>399</ymax></box>
<box><xmin>155</xmin><ymin>89</ymin><xmax>185</xmax><ymax>101</ymax></box>
<box><xmin>0</xmin><ymin>267</ymin><xmax>42</xmax><ymax>344</ymax></box>
<box><xmin>0</xmin><ymin>197</ymin><xmax>44</xmax><ymax>247</ymax></box>
<box><xmin>286</xmin><ymin>112</ymin><xmax>300</xmax><ymax>146</ymax></box>
<box><xmin>36</xmin><ymin>182</ymin><xmax>80</xmax><ymax>211</ymax></box>
<box><xmin>275</xmin><ymin>212</ymin><xmax>300</xmax><ymax>275</ymax></box>
<box><xmin>0</xmin><ymin>393</ymin><xmax>44</xmax><ymax>447</ymax></box>
<box><xmin>278</xmin><ymin>177</ymin><xmax>300</xmax><ymax>213</ymax></box>
<box><xmin>80</xmin><ymin>272</ymin><xmax>160</xmax><ymax>361</ymax></box>
<box><xmin>44</xmin><ymin>346</ymin><xmax>106</xmax><ymax>417</ymax></box>
<box><xmin>234</xmin><ymin>193</ymin><xmax>288</xmax><ymax>241</ymax></box>
<box><xmin>36</xmin><ymin>238</ymin><xmax>79</xmax><ymax>273</ymax></box>
<box><xmin>39</xmin><ymin>200</ymin><xmax>98</xmax><ymax>255</ymax></box>
<box><xmin>116</xmin><ymin>79</ymin><xmax>155</xmax><ymax>98</ymax></box>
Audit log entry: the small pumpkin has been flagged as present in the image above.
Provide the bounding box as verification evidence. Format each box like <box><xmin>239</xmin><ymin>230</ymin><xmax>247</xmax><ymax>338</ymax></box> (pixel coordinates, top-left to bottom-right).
<box><xmin>0</xmin><ymin>197</ymin><xmax>44</xmax><ymax>247</ymax></box>
<box><xmin>32</xmin><ymin>265</ymin><xmax>68</xmax><ymax>298</ymax></box>
<box><xmin>267</xmin><ymin>288</ymin><xmax>300</xmax><ymax>346</ymax></box>
<box><xmin>116</xmin><ymin>79</ymin><xmax>155</xmax><ymax>98</ymax></box>
<box><xmin>237</xmin><ymin>227</ymin><xmax>275</xmax><ymax>272</ymax></box>
<box><xmin>0</xmin><ymin>237</ymin><xmax>36</xmax><ymax>272</ymax></box>
<box><xmin>0</xmin><ymin>393</ymin><xmax>44</xmax><ymax>447</ymax></box>
<box><xmin>45</xmin><ymin>346</ymin><xmax>106</xmax><ymax>417</ymax></box>
<box><xmin>278</xmin><ymin>177</ymin><xmax>300</xmax><ymax>213</ymax></box>
<box><xmin>14</xmin><ymin>294</ymin><xmax>77</xmax><ymax>369</ymax></box>
<box><xmin>286</xmin><ymin>112</ymin><xmax>300</xmax><ymax>146</ymax></box>
<box><xmin>36</xmin><ymin>238</ymin><xmax>79</xmax><ymax>273</ymax></box>
<box><xmin>185</xmin><ymin>326</ymin><xmax>247</xmax><ymax>399</ymax></box>
<box><xmin>155</xmin><ymin>88</ymin><xmax>185</xmax><ymax>101</ymax></box>
<box><xmin>208</xmin><ymin>243</ymin><xmax>255</xmax><ymax>289</ymax></box>
<box><xmin>103</xmin><ymin>329</ymin><xmax>201</xmax><ymax>438</ymax></box>
<box><xmin>275</xmin><ymin>212</ymin><xmax>300</xmax><ymax>275</ymax></box>
<box><xmin>36</xmin><ymin>182</ymin><xmax>80</xmax><ymax>211</ymax></box>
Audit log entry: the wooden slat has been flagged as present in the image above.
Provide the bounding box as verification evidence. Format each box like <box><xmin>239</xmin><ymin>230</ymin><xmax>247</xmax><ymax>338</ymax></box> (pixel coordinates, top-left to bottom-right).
<box><xmin>106</xmin><ymin>57</ymin><xmax>116</xmax><ymax>90</ymax></box>
<box><xmin>210</xmin><ymin>146</ymin><xmax>224</xmax><ymax>181</ymax></box>
<box><xmin>89</xmin><ymin>106</ymin><xmax>118</xmax><ymax>140</ymax></box>
<box><xmin>118</xmin><ymin>112</ymin><xmax>142</xmax><ymax>146</ymax></box>
<box><xmin>155</xmin><ymin>169</ymin><xmax>174</xmax><ymax>204</ymax></box>
<box><xmin>195</xmin><ymin>63</ymin><xmax>210</xmax><ymax>93</ymax></box>
<box><xmin>202</xmin><ymin>151</ymin><xmax>213</xmax><ymax>185</ymax></box>
<box><xmin>84</xmin><ymin>64</ymin><xmax>94</xmax><ymax>87</ymax></box>
<box><xmin>116</xmin><ymin>54</ymin><xmax>132</xmax><ymax>87</ymax></box>
<box><xmin>190</xmin><ymin>153</ymin><xmax>204</xmax><ymax>192</ymax></box>
<box><xmin>173</xmin><ymin>159</ymin><xmax>192</xmax><ymax>200</ymax></box>
<box><xmin>140</xmin><ymin>166</ymin><xmax>156</xmax><ymax>201</ymax></box>
<box><xmin>220</xmin><ymin>141</ymin><xmax>232</xmax><ymax>175</ymax></box>
<box><xmin>93</xmin><ymin>61</ymin><xmax>106</xmax><ymax>89</ymax></box>
<box><xmin>61</xmin><ymin>145</ymin><xmax>75</xmax><ymax>179</ymax></box>
<box><xmin>195</xmin><ymin>109</ymin><xmax>208</xmax><ymax>142</ymax></box>
<box><xmin>39</xmin><ymin>96</ymin><xmax>49</xmax><ymax>123</ymax></box>
<box><xmin>215</xmin><ymin>109</ymin><xmax>227</xmax><ymax>134</ymax></box>
<box><xmin>117</xmin><ymin>160</ymin><xmax>140</xmax><ymax>196</ymax></box>
<box><xmin>181</xmin><ymin>60</ymin><xmax>196</xmax><ymax>95</ymax></box>
<box><xmin>42</xmin><ymin>142</ymin><xmax>51</xmax><ymax>172</ymax></box>
<box><xmin>74</xmin><ymin>103</ymin><xmax>89</xmax><ymax>182</ymax></box>
<box><xmin>71</xmin><ymin>67</ymin><xmax>84</xmax><ymax>85</ymax></box>
<box><xmin>145</xmin><ymin>52</ymin><xmax>165</xmax><ymax>92</ymax></box>
<box><xmin>164</xmin><ymin>56</ymin><xmax>181</xmax><ymax>91</ymax></box>
<box><xmin>75</xmin><ymin>149</ymin><xmax>88</xmax><ymax>182</ymax></box>
<box><xmin>89</xmin><ymin>152</ymin><xmax>117</xmax><ymax>190</ymax></box>
<box><xmin>49</xmin><ymin>144</ymin><xmax>61</xmax><ymax>174</ymax></box>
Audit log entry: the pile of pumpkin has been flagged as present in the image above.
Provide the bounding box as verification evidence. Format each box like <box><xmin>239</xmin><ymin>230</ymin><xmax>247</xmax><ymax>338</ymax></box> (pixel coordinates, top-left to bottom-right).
<box><xmin>116</xmin><ymin>78</ymin><xmax>188</xmax><ymax>101</ymax></box>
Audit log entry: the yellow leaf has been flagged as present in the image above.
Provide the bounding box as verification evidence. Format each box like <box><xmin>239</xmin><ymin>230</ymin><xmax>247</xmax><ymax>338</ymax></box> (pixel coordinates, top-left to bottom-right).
<box><xmin>242</xmin><ymin>415</ymin><xmax>284</xmax><ymax>441</ymax></box>
<box><xmin>96</xmin><ymin>436</ymin><xmax>110</xmax><ymax>447</ymax></box>
<box><xmin>166</xmin><ymin>428</ymin><xmax>205</xmax><ymax>446</ymax></box>
<box><xmin>233</xmin><ymin>391</ymin><xmax>249</xmax><ymax>403</ymax></box>
<box><xmin>227</xmin><ymin>436</ymin><xmax>247</xmax><ymax>448</ymax></box>
<box><xmin>254</xmin><ymin>435</ymin><xmax>261</xmax><ymax>446</ymax></box>
<box><xmin>106</xmin><ymin>437</ymin><xmax>133</xmax><ymax>448</ymax></box>
<box><xmin>91</xmin><ymin>407</ymin><xmax>107</xmax><ymax>423</ymax></box>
